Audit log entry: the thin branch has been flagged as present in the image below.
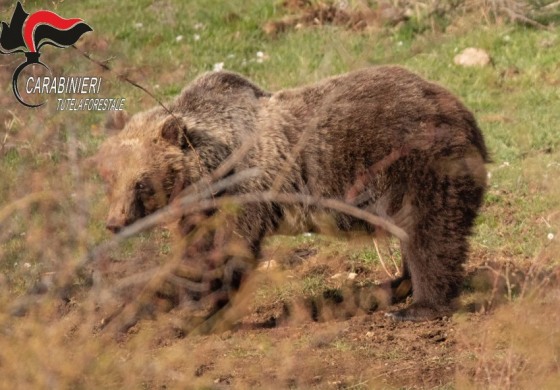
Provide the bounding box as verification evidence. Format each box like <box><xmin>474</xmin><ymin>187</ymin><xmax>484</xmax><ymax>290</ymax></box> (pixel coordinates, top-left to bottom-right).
<box><xmin>502</xmin><ymin>7</ymin><xmax>553</xmax><ymax>30</ymax></box>
<box><xmin>373</xmin><ymin>238</ymin><xmax>393</xmax><ymax>278</ymax></box>
<box><xmin>72</xmin><ymin>45</ymin><xmax>173</xmax><ymax>116</ymax></box>
<box><xmin>76</xmin><ymin>171</ymin><xmax>408</xmax><ymax>276</ymax></box>
<box><xmin>78</xmin><ymin>167</ymin><xmax>262</xmax><ymax>268</ymax></box>
<box><xmin>542</xmin><ymin>0</ymin><xmax>560</xmax><ymax>10</ymax></box>
<box><xmin>0</xmin><ymin>191</ymin><xmax>58</xmax><ymax>226</ymax></box>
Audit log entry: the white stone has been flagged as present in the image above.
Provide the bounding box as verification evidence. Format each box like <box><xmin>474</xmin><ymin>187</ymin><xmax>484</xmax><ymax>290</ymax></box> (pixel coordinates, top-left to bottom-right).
<box><xmin>257</xmin><ymin>260</ymin><xmax>278</xmax><ymax>271</ymax></box>
<box><xmin>454</xmin><ymin>48</ymin><xmax>491</xmax><ymax>67</ymax></box>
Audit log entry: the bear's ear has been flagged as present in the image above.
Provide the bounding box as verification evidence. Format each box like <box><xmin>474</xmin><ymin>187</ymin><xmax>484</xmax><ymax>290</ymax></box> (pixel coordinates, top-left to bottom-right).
<box><xmin>104</xmin><ymin>111</ymin><xmax>129</xmax><ymax>134</ymax></box>
<box><xmin>160</xmin><ymin>116</ymin><xmax>189</xmax><ymax>149</ymax></box>
<box><xmin>88</xmin><ymin>141</ymin><xmax>117</xmax><ymax>184</ymax></box>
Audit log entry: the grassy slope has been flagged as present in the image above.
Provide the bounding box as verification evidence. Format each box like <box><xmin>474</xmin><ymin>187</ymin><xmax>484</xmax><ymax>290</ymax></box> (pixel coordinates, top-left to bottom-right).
<box><xmin>3</xmin><ymin>0</ymin><xmax>558</xmax><ymax>263</ymax></box>
<box><xmin>0</xmin><ymin>0</ymin><xmax>559</xmax><ymax>388</ymax></box>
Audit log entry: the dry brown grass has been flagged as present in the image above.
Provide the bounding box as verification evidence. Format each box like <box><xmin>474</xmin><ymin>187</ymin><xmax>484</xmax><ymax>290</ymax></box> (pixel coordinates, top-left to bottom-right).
<box><xmin>0</xmin><ymin>0</ymin><xmax>559</xmax><ymax>388</ymax></box>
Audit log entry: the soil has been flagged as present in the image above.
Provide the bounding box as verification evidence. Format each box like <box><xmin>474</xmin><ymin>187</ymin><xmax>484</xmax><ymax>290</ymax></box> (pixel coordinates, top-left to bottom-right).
<box><xmin>88</xmin><ymin>236</ymin><xmax>526</xmax><ymax>389</ymax></box>
<box><xmin>137</xmin><ymin>311</ymin><xmax>464</xmax><ymax>389</ymax></box>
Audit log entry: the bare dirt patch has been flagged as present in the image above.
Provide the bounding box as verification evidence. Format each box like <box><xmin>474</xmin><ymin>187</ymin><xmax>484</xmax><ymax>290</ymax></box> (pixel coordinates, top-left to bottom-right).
<box><xmin>71</xmin><ymin>235</ymin><xmax>558</xmax><ymax>388</ymax></box>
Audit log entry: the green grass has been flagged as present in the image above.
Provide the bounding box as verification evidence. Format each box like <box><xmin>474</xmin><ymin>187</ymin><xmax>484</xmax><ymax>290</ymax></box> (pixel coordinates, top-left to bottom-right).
<box><xmin>1</xmin><ymin>0</ymin><xmax>558</xmax><ymax>292</ymax></box>
<box><xmin>1</xmin><ymin>2</ymin><xmax>559</xmax><ymax>389</ymax></box>
<box><xmin>350</xmin><ymin>247</ymin><xmax>380</xmax><ymax>267</ymax></box>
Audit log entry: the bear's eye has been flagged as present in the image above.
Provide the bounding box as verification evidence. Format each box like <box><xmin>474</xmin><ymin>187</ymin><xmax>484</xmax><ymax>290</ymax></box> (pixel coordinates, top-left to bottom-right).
<box><xmin>135</xmin><ymin>179</ymin><xmax>155</xmax><ymax>199</ymax></box>
<box><xmin>136</xmin><ymin>180</ymin><xmax>150</xmax><ymax>192</ymax></box>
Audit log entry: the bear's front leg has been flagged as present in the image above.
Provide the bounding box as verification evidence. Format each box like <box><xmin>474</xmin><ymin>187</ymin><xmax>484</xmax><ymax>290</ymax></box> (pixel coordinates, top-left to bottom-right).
<box><xmin>171</xmin><ymin>203</ymin><xmax>276</xmax><ymax>319</ymax></box>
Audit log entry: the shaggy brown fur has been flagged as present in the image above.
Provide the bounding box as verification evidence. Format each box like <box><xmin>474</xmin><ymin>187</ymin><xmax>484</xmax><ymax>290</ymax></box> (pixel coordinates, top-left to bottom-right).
<box><xmin>96</xmin><ymin>66</ymin><xmax>488</xmax><ymax>322</ymax></box>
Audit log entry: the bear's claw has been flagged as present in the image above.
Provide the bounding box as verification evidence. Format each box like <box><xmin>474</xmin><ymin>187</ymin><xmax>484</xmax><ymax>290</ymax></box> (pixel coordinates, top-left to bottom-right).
<box><xmin>385</xmin><ymin>304</ymin><xmax>448</xmax><ymax>322</ymax></box>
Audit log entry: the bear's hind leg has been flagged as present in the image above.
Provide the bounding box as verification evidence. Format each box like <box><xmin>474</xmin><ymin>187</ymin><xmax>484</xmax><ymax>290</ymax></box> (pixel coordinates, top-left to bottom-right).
<box><xmin>387</xmin><ymin>224</ymin><xmax>468</xmax><ymax>321</ymax></box>
<box><xmin>387</xmin><ymin>168</ymin><xmax>485</xmax><ymax>322</ymax></box>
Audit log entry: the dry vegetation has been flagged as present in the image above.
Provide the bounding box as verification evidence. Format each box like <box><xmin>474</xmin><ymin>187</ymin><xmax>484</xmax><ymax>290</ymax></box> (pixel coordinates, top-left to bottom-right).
<box><xmin>0</xmin><ymin>0</ymin><xmax>559</xmax><ymax>388</ymax></box>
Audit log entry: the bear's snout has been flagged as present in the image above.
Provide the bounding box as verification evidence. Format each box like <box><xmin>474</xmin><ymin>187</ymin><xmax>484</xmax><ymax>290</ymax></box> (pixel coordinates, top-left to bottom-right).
<box><xmin>106</xmin><ymin>218</ymin><xmax>124</xmax><ymax>234</ymax></box>
<box><xmin>105</xmin><ymin>192</ymin><xmax>138</xmax><ymax>234</ymax></box>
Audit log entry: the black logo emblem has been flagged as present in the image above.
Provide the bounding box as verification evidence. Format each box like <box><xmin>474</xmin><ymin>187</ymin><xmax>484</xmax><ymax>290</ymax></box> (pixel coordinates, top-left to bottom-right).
<box><xmin>0</xmin><ymin>2</ymin><xmax>92</xmax><ymax>107</ymax></box>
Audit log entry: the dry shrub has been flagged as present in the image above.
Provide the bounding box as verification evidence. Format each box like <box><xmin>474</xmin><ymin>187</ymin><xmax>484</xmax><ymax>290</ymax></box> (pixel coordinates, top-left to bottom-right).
<box><xmin>263</xmin><ymin>0</ymin><xmax>559</xmax><ymax>37</ymax></box>
<box><xmin>456</xmin><ymin>265</ymin><xmax>560</xmax><ymax>389</ymax></box>
<box><xmin>393</xmin><ymin>0</ymin><xmax>559</xmax><ymax>28</ymax></box>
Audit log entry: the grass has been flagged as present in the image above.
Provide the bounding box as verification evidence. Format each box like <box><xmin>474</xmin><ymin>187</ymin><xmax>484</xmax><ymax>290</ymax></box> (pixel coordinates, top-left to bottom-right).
<box><xmin>4</xmin><ymin>0</ymin><xmax>556</xmax><ymax>263</ymax></box>
<box><xmin>1</xmin><ymin>0</ymin><xmax>559</xmax><ymax>388</ymax></box>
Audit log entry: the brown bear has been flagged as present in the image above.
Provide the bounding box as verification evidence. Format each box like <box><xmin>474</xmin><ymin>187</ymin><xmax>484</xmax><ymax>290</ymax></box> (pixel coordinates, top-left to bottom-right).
<box><xmin>96</xmin><ymin>66</ymin><xmax>489</xmax><ymax>322</ymax></box>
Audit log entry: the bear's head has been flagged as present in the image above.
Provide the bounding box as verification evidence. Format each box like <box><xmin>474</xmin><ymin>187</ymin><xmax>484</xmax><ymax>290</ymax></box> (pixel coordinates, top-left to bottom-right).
<box><xmin>96</xmin><ymin>109</ymin><xmax>212</xmax><ymax>233</ymax></box>
<box><xmin>96</xmin><ymin>71</ymin><xmax>269</xmax><ymax>233</ymax></box>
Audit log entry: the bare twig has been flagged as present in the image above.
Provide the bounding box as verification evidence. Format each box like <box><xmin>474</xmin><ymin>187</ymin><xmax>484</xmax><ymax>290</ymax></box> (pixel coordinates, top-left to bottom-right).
<box><xmin>0</xmin><ymin>191</ymin><xmax>58</xmax><ymax>226</ymax></box>
<box><xmin>373</xmin><ymin>238</ymin><xmax>393</xmax><ymax>278</ymax></box>
<box><xmin>502</xmin><ymin>7</ymin><xmax>553</xmax><ymax>30</ymax></box>
<box><xmin>388</xmin><ymin>245</ymin><xmax>400</xmax><ymax>274</ymax></box>
<box><xmin>78</xmin><ymin>167</ymin><xmax>262</xmax><ymax>267</ymax></box>
<box><xmin>0</xmin><ymin>133</ymin><xmax>8</xmax><ymax>154</ymax></box>
<box><xmin>207</xmin><ymin>134</ymin><xmax>259</xmax><ymax>183</ymax></box>
<box><xmin>76</xmin><ymin>168</ymin><xmax>408</xmax><ymax>274</ymax></box>
<box><xmin>542</xmin><ymin>0</ymin><xmax>560</xmax><ymax>10</ymax></box>
<box><xmin>72</xmin><ymin>45</ymin><xmax>173</xmax><ymax>116</ymax></box>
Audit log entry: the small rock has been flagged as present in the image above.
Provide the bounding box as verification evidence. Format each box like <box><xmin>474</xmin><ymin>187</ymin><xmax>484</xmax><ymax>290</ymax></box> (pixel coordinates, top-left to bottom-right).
<box><xmin>257</xmin><ymin>259</ymin><xmax>278</xmax><ymax>271</ymax></box>
<box><xmin>214</xmin><ymin>375</ymin><xmax>232</xmax><ymax>385</ymax></box>
<box><xmin>347</xmin><ymin>272</ymin><xmax>358</xmax><ymax>280</ymax></box>
<box><xmin>195</xmin><ymin>363</ymin><xmax>213</xmax><ymax>377</ymax></box>
<box><xmin>331</xmin><ymin>273</ymin><xmax>343</xmax><ymax>280</ymax></box>
<box><xmin>256</xmin><ymin>51</ymin><xmax>268</xmax><ymax>64</ymax></box>
<box><xmin>454</xmin><ymin>48</ymin><xmax>491</xmax><ymax>67</ymax></box>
